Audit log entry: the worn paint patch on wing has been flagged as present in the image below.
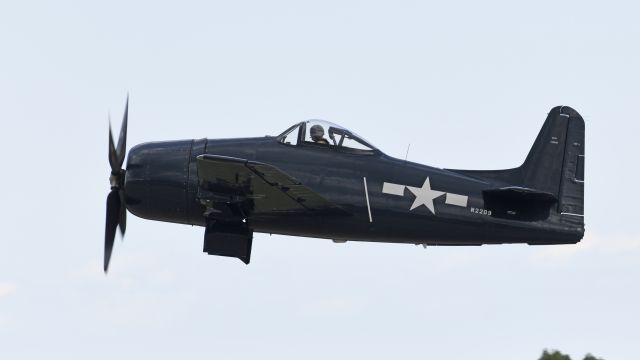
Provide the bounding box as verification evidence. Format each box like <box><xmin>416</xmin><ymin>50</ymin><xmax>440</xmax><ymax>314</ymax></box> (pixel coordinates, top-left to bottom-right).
<box><xmin>445</xmin><ymin>193</ymin><xmax>468</xmax><ymax>207</ymax></box>
<box><xmin>382</xmin><ymin>182</ymin><xmax>405</xmax><ymax>196</ymax></box>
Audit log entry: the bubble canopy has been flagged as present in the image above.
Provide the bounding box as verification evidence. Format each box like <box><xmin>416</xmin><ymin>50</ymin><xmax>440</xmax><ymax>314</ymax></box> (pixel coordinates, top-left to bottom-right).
<box><xmin>277</xmin><ymin>119</ymin><xmax>378</xmax><ymax>153</ymax></box>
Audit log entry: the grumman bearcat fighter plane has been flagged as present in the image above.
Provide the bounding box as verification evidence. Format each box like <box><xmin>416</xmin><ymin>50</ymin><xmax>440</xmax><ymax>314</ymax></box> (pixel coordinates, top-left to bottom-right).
<box><xmin>104</xmin><ymin>99</ymin><xmax>585</xmax><ymax>272</ymax></box>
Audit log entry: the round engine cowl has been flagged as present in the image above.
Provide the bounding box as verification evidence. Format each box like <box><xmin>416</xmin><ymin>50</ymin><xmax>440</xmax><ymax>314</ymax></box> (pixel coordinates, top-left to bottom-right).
<box><xmin>124</xmin><ymin>140</ymin><xmax>193</xmax><ymax>224</ymax></box>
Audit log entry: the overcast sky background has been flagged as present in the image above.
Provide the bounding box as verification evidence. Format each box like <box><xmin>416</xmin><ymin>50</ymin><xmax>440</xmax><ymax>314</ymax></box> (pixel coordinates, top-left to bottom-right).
<box><xmin>1</xmin><ymin>1</ymin><xmax>639</xmax><ymax>359</ymax></box>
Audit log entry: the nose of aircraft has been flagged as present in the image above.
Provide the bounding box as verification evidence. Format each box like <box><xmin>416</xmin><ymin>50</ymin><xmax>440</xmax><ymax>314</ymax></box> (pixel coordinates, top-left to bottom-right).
<box><xmin>124</xmin><ymin>140</ymin><xmax>193</xmax><ymax>224</ymax></box>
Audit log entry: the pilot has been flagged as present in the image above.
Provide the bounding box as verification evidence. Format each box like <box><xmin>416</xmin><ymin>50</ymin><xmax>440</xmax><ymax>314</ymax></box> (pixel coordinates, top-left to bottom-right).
<box><xmin>310</xmin><ymin>125</ymin><xmax>329</xmax><ymax>145</ymax></box>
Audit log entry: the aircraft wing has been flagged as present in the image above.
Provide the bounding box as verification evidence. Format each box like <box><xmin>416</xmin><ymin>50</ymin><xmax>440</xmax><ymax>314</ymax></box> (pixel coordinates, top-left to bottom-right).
<box><xmin>196</xmin><ymin>154</ymin><xmax>345</xmax><ymax>218</ymax></box>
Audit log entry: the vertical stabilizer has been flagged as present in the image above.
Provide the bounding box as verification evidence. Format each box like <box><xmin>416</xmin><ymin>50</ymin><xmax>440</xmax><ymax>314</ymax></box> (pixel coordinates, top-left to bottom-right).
<box><xmin>520</xmin><ymin>106</ymin><xmax>584</xmax><ymax>218</ymax></box>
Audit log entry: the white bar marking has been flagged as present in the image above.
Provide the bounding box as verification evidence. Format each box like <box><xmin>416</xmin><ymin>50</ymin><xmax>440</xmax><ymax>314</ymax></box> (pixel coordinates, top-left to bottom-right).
<box><xmin>445</xmin><ymin>193</ymin><xmax>468</xmax><ymax>207</ymax></box>
<box><xmin>382</xmin><ymin>182</ymin><xmax>405</xmax><ymax>196</ymax></box>
<box><xmin>363</xmin><ymin>177</ymin><xmax>373</xmax><ymax>223</ymax></box>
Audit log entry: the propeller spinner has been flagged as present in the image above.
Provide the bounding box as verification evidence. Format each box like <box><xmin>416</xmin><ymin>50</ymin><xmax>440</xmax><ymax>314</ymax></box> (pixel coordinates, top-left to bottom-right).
<box><xmin>104</xmin><ymin>97</ymin><xmax>128</xmax><ymax>273</ymax></box>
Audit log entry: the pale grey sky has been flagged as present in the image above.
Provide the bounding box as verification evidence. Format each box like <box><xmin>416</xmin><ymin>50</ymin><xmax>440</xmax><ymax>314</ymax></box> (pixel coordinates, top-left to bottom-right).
<box><xmin>1</xmin><ymin>1</ymin><xmax>638</xmax><ymax>359</ymax></box>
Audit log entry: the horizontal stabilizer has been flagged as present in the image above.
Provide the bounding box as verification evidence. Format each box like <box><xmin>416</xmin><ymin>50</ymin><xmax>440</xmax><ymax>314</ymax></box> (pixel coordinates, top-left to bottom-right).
<box><xmin>483</xmin><ymin>186</ymin><xmax>557</xmax><ymax>221</ymax></box>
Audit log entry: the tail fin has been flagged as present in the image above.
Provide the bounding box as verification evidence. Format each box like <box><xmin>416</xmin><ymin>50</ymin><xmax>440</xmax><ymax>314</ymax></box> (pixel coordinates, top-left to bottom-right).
<box><xmin>450</xmin><ymin>106</ymin><xmax>585</xmax><ymax>219</ymax></box>
<box><xmin>520</xmin><ymin>106</ymin><xmax>585</xmax><ymax>217</ymax></box>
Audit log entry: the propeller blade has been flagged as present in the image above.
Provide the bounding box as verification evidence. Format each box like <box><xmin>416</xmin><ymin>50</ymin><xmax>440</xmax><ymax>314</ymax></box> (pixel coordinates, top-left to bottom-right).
<box><xmin>116</xmin><ymin>96</ymin><xmax>128</xmax><ymax>169</ymax></box>
<box><xmin>105</xmin><ymin>96</ymin><xmax>130</xmax><ymax>273</ymax></box>
<box><xmin>118</xmin><ymin>190</ymin><xmax>127</xmax><ymax>237</ymax></box>
<box><xmin>104</xmin><ymin>189</ymin><xmax>120</xmax><ymax>273</ymax></box>
<box><xmin>108</xmin><ymin>120</ymin><xmax>119</xmax><ymax>173</ymax></box>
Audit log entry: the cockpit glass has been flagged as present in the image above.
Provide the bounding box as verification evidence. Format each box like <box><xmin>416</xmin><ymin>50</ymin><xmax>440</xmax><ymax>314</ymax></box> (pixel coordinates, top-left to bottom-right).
<box><xmin>305</xmin><ymin>120</ymin><xmax>377</xmax><ymax>152</ymax></box>
<box><xmin>278</xmin><ymin>119</ymin><xmax>377</xmax><ymax>153</ymax></box>
<box><xmin>277</xmin><ymin>123</ymin><xmax>302</xmax><ymax>146</ymax></box>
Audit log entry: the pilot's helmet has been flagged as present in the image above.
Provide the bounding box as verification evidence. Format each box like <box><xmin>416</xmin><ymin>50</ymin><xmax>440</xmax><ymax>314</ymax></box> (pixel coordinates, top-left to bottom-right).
<box><xmin>310</xmin><ymin>125</ymin><xmax>325</xmax><ymax>141</ymax></box>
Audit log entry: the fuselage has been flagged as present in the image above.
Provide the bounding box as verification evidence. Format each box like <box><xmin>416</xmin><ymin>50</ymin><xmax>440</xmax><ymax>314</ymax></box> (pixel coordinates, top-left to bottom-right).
<box><xmin>123</xmin><ymin>136</ymin><xmax>583</xmax><ymax>246</ymax></box>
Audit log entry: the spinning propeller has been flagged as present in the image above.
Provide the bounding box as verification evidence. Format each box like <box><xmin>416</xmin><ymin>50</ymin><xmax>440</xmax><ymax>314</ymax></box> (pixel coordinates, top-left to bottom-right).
<box><xmin>104</xmin><ymin>97</ymin><xmax>129</xmax><ymax>273</ymax></box>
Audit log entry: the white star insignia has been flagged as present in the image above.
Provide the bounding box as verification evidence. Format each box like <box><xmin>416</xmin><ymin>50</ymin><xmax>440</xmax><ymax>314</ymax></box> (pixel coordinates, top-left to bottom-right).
<box><xmin>406</xmin><ymin>177</ymin><xmax>445</xmax><ymax>214</ymax></box>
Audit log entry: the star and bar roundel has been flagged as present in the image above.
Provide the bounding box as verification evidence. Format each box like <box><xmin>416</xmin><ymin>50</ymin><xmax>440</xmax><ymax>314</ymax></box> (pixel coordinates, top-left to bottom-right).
<box><xmin>382</xmin><ymin>177</ymin><xmax>468</xmax><ymax>215</ymax></box>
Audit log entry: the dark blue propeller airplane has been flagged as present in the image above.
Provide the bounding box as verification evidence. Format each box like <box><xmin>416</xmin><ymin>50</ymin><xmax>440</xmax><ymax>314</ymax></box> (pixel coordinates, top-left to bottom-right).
<box><xmin>105</xmin><ymin>99</ymin><xmax>585</xmax><ymax>272</ymax></box>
